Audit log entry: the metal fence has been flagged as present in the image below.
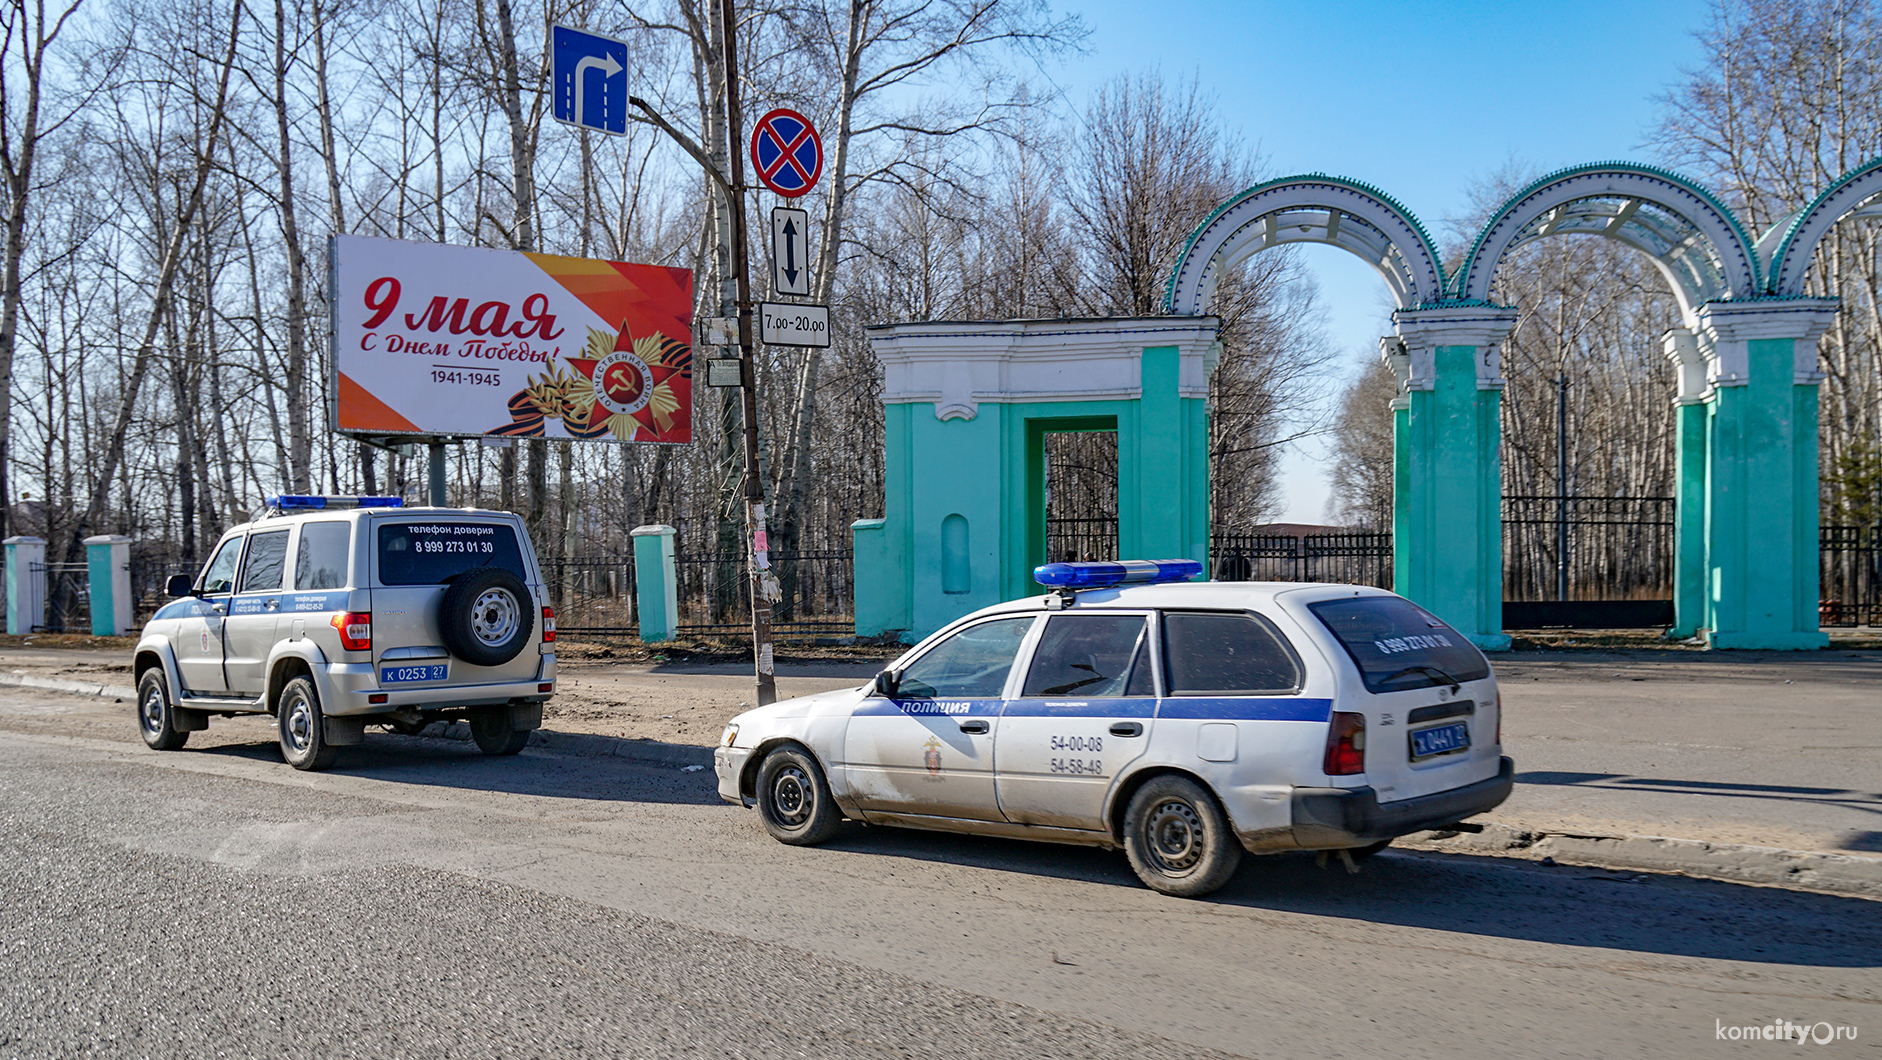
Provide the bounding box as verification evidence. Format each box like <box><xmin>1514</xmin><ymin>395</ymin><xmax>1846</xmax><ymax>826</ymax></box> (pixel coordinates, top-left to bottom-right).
<box><xmin>544</xmin><ymin>549</ymin><xmax>855</xmax><ymax>637</ymax></box>
<box><xmin>1045</xmin><ymin>516</ymin><xmax>1119</xmax><ymax>564</ymax></box>
<box><xmin>30</xmin><ymin>562</ymin><xmax>90</xmax><ymax>633</ymax></box>
<box><xmin>1209</xmin><ymin>532</ymin><xmax>1393</xmax><ymax>588</ymax></box>
<box><xmin>1501</xmin><ymin>495</ymin><xmax>1676</xmax><ymax>602</ymax></box>
<box><xmin>1821</xmin><ymin>524</ymin><xmax>1882</xmax><ymax>628</ymax></box>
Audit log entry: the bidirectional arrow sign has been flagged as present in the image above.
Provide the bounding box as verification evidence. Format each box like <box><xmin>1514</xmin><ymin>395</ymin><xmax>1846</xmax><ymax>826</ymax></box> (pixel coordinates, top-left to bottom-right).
<box><xmin>771</xmin><ymin>207</ymin><xmax>812</xmax><ymax>297</ymax></box>
<box><xmin>552</xmin><ymin>25</ymin><xmax>629</xmax><ymax>136</ymax></box>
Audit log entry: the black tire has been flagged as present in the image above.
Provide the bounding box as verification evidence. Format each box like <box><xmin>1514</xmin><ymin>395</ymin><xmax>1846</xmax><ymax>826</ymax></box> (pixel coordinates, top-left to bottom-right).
<box><xmin>438</xmin><ymin>567</ymin><xmax>533</xmax><ymax>667</ymax></box>
<box><xmin>277</xmin><ymin>675</ymin><xmax>338</xmax><ymax>771</ymax></box>
<box><xmin>1122</xmin><ymin>775</ymin><xmax>1243</xmax><ymax>897</ymax></box>
<box><xmin>1348</xmin><ymin>839</ymin><xmax>1392</xmax><ymax>861</ymax></box>
<box><xmin>136</xmin><ymin>668</ymin><xmax>189</xmax><ymax>751</ymax></box>
<box><xmin>470</xmin><ymin>708</ymin><xmax>530</xmax><ymax>755</ymax></box>
<box><xmin>755</xmin><ymin>745</ymin><xmax>842</xmax><ymax>845</ymax></box>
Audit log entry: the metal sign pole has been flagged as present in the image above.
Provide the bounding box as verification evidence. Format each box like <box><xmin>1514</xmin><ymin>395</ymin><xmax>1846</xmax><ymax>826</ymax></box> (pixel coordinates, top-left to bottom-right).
<box><xmin>719</xmin><ymin>0</ymin><xmax>778</xmax><ymax>706</ymax></box>
<box><xmin>429</xmin><ymin>441</ymin><xmax>448</xmax><ymax>507</ymax></box>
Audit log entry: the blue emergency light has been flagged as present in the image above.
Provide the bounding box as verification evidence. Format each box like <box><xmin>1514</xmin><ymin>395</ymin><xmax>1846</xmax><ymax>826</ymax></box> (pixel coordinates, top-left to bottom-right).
<box><xmin>267</xmin><ymin>495</ymin><xmax>405</xmax><ymax>511</ymax></box>
<box><xmin>1033</xmin><ymin>559</ymin><xmax>1202</xmax><ymax>590</ymax></box>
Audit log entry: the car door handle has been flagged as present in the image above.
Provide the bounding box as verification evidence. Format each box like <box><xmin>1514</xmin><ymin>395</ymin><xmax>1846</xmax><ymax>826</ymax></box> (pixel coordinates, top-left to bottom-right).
<box><xmin>1109</xmin><ymin>722</ymin><xmax>1144</xmax><ymax>737</ymax></box>
<box><xmin>958</xmin><ymin>719</ymin><xmax>990</xmax><ymax>735</ymax></box>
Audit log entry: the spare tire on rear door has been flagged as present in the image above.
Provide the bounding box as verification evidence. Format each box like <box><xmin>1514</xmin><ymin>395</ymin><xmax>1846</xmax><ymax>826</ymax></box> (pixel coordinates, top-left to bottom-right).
<box><xmin>438</xmin><ymin>567</ymin><xmax>534</xmax><ymax>666</ymax></box>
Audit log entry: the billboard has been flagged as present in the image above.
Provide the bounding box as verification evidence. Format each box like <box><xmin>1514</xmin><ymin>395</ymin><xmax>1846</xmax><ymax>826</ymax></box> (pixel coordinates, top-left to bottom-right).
<box><xmin>330</xmin><ymin>235</ymin><xmax>693</xmax><ymax>444</ymax></box>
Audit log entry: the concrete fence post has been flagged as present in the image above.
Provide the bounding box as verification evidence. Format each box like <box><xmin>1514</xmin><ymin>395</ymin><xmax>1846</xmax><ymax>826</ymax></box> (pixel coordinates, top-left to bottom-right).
<box><xmin>84</xmin><ymin>535</ymin><xmax>133</xmax><ymax>636</ymax></box>
<box><xmin>631</xmin><ymin>525</ymin><xmax>678</xmax><ymax>643</ymax></box>
<box><xmin>4</xmin><ymin>536</ymin><xmax>46</xmax><ymax>635</ymax></box>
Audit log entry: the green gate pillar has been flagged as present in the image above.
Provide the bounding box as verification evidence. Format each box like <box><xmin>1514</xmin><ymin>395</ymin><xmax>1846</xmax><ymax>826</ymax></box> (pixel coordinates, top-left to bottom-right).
<box><xmin>83</xmin><ymin>535</ymin><xmax>132</xmax><ymax>636</ymax></box>
<box><xmin>1692</xmin><ymin>300</ymin><xmax>1837</xmax><ymax>649</ymax></box>
<box><xmin>1388</xmin><ymin>306</ymin><xmax>1519</xmax><ymax>651</ymax></box>
<box><xmin>1664</xmin><ymin>328</ymin><xmax>1708</xmax><ymax>639</ymax></box>
<box><xmin>630</xmin><ymin>524</ymin><xmax>678</xmax><ymax>644</ymax></box>
<box><xmin>866</xmin><ymin>317</ymin><xmax>1218</xmax><ymax>642</ymax></box>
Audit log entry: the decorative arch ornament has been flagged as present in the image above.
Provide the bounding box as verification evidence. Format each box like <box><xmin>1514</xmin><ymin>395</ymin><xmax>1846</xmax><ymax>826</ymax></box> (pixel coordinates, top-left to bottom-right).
<box><xmin>1163</xmin><ymin>174</ymin><xmax>1446</xmax><ymax>315</ymax></box>
<box><xmin>1451</xmin><ymin>162</ymin><xmax>1762</xmax><ymax>315</ymax></box>
<box><xmin>1762</xmin><ymin>155</ymin><xmax>1882</xmax><ymax>295</ymax></box>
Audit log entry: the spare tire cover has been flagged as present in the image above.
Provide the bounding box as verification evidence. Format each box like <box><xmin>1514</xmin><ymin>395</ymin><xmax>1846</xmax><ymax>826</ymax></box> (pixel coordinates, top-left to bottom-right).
<box><xmin>438</xmin><ymin>567</ymin><xmax>534</xmax><ymax>666</ymax></box>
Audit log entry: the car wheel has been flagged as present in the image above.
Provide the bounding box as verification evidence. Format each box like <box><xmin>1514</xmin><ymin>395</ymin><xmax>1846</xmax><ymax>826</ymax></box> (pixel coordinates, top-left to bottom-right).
<box><xmin>1122</xmin><ymin>775</ymin><xmax>1242</xmax><ymax>898</ymax></box>
<box><xmin>469</xmin><ymin>708</ymin><xmax>530</xmax><ymax>755</ymax></box>
<box><xmin>755</xmin><ymin>746</ymin><xmax>841</xmax><ymax>846</ymax></box>
<box><xmin>277</xmin><ymin>675</ymin><xmax>338</xmax><ymax>771</ymax></box>
<box><xmin>1348</xmin><ymin>839</ymin><xmax>1392</xmax><ymax>861</ymax></box>
<box><xmin>438</xmin><ymin>567</ymin><xmax>533</xmax><ymax>667</ymax></box>
<box><xmin>136</xmin><ymin>669</ymin><xmax>189</xmax><ymax>751</ymax></box>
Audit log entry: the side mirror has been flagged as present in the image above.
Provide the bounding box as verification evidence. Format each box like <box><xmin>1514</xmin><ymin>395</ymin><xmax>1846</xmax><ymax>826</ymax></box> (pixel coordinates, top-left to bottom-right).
<box><xmin>872</xmin><ymin>670</ymin><xmax>900</xmax><ymax>699</ymax></box>
<box><xmin>165</xmin><ymin>574</ymin><xmax>194</xmax><ymax>598</ymax></box>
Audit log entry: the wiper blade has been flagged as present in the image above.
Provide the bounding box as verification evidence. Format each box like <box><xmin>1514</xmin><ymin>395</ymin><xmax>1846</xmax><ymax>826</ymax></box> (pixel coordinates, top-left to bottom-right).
<box><xmin>1378</xmin><ymin>664</ymin><xmax>1461</xmax><ymax>693</ymax></box>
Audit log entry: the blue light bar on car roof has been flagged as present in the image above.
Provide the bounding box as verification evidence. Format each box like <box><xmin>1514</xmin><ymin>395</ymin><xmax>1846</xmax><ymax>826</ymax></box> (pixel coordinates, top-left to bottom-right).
<box><xmin>267</xmin><ymin>495</ymin><xmax>404</xmax><ymax>511</ymax></box>
<box><xmin>1033</xmin><ymin>559</ymin><xmax>1203</xmax><ymax>590</ymax></box>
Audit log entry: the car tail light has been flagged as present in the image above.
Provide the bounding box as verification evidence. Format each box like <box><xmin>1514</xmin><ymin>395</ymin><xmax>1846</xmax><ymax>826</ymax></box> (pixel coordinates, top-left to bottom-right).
<box><xmin>331</xmin><ymin>611</ymin><xmax>372</xmax><ymax>651</ymax></box>
<box><xmin>541</xmin><ymin>605</ymin><xmax>556</xmax><ymax>643</ymax></box>
<box><xmin>1324</xmin><ymin>711</ymin><xmax>1366</xmax><ymax>776</ymax></box>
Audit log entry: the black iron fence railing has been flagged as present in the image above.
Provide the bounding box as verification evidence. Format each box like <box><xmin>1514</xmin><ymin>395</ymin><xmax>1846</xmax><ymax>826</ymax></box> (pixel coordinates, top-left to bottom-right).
<box><xmin>1502</xmin><ymin>495</ymin><xmax>1675</xmax><ymax>602</ymax></box>
<box><xmin>1821</xmin><ymin>524</ymin><xmax>1882</xmax><ymax>628</ymax></box>
<box><xmin>542</xmin><ymin>549</ymin><xmax>856</xmax><ymax>637</ymax></box>
<box><xmin>1045</xmin><ymin>516</ymin><xmax>1119</xmax><ymax>564</ymax></box>
<box><xmin>1210</xmin><ymin>532</ymin><xmax>1393</xmax><ymax>588</ymax></box>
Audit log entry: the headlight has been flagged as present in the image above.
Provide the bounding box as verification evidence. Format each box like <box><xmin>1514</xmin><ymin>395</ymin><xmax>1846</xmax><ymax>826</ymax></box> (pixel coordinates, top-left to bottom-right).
<box><xmin>720</xmin><ymin>723</ymin><xmax>740</xmax><ymax>748</ymax></box>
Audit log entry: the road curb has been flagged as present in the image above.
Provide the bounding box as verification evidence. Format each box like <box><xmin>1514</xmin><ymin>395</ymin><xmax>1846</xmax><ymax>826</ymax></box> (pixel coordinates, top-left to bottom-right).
<box><xmin>1403</xmin><ymin>822</ymin><xmax>1882</xmax><ymax>898</ymax></box>
<box><xmin>0</xmin><ymin>673</ymin><xmax>136</xmax><ymax>699</ymax></box>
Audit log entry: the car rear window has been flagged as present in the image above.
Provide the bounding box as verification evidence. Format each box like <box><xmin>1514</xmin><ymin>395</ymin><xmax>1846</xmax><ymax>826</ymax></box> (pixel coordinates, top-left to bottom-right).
<box><xmin>1307</xmin><ymin>596</ymin><xmax>1490</xmax><ymax>693</ymax></box>
<box><xmin>1161</xmin><ymin>612</ymin><xmax>1302</xmax><ymax>694</ymax></box>
<box><xmin>376</xmin><ymin>521</ymin><xmax>527</xmax><ymax>586</ymax></box>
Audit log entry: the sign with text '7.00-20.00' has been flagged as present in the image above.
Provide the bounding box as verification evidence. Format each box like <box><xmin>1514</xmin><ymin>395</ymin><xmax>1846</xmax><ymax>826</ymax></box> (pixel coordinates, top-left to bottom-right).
<box><xmin>758</xmin><ymin>302</ymin><xmax>830</xmax><ymax>348</ymax></box>
<box><xmin>330</xmin><ymin>235</ymin><xmax>693</xmax><ymax>444</ymax></box>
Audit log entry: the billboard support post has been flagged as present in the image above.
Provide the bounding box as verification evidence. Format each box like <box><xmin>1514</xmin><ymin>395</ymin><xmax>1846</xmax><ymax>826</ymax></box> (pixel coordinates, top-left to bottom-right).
<box><xmin>429</xmin><ymin>441</ymin><xmax>447</xmax><ymax>507</ymax></box>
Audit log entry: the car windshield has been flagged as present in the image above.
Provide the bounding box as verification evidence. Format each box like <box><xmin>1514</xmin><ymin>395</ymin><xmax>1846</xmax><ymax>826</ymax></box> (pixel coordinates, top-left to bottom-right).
<box><xmin>1307</xmin><ymin>596</ymin><xmax>1490</xmax><ymax>693</ymax></box>
<box><xmin>376</xmin><ymin>521</ymin><xmax>527</xmax><ymax>586</ymax></box>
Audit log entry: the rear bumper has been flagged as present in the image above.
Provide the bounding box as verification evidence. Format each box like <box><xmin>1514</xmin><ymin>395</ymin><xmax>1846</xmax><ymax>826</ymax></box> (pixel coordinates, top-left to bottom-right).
<box><xmin>1288</xmin><ymin>756</ymin><xmax>1514</xmax><ymax>849</ymax></box>
<box><xmin>317</xmin><ymin>653</ymin><xmax>558</xmax><ymax>716</ymax></box>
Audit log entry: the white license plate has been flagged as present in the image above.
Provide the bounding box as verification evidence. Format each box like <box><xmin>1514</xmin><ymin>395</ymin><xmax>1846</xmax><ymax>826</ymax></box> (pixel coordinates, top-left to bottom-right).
<box><xmin>1409</xmin><ymin>721</ymin><xmax>1469</xmax><ymax>759</ymax></box>
<box><xmin>381</xmin><ymin>664</ymin><xmax>448</xmax><ymax>684</ymax></box>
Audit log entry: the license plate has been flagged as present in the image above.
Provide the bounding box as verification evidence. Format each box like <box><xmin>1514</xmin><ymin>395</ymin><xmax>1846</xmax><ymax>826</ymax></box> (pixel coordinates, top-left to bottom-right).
<box><xmin>380</xmin><ymin>664</ymin><xmax>448</xmax><ymax>684</ymax></box>
<box><xmin>1410</xmin><ymin>721</ymin><xmax>1469</xmax><ymax>759</ymax></box>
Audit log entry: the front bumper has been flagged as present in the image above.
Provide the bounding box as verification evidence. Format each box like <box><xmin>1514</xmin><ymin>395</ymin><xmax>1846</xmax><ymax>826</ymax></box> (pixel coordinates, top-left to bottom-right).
<box><xmin>1289</xmin><ymin>756</ymin><xmax>1515</xmax><ymax>848</ymax></box>
<box><xmin>714</xmin><ymin>746</ymin><xmax>754</xmax><ymax>805</ymax></box>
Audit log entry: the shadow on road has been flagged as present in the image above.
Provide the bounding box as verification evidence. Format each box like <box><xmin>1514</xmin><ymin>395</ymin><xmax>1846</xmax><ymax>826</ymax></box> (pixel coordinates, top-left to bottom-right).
<box><xmin>823</xmin><ymin>826</ymin><xmax>1881</xmax><ymax>968</ymax></box>
<box><xmin>190</xmin><ymin>734</ymin><xmax>723</xmax><ymax>807</ymax></box>
<box><xmin>1517</xmin><ymin>769</ymin><xmax>1882</xmax><ymax>818</ymax></box>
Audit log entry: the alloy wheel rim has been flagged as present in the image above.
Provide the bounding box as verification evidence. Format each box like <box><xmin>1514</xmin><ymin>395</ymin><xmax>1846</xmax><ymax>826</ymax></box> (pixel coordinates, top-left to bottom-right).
<box><xmin>471</xmin><ymin>588</ymin><xmax>521</xmax><ymax>647</ymax></box>
<box><xmin>1144</xmin><ymin>798</ymin><xmax>1203</xmax><ymax>874</ymax></box>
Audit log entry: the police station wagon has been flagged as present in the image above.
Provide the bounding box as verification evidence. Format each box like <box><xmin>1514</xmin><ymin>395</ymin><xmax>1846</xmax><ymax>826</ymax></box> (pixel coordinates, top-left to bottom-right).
<box><xmin>715</xmin><ymin>560</ymin><xmax>1513</xmax><ymax>897</ymax></box>
<box><xmin>133</xmin><ymin>496</ymin><xmax>556</xmax><ymax>770</ymax></box>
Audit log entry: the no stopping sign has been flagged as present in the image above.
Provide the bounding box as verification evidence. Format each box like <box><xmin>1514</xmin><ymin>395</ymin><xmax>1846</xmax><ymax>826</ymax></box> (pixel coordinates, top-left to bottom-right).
<box><xmin>750</xmin><ymin>108</ymin><xmax>824</xmax><ymax>197</ymax></box>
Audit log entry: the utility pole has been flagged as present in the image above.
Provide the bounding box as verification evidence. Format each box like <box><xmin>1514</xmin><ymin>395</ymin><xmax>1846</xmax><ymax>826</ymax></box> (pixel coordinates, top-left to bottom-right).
<box><xmin>1556</xmin><ymin>373</ymin><xmax>1569</xmax><ymax>603</ymax></box>
<box><xmin>627</xmin><ymin>1</ymin><xmax>777</xmax><ymax>706</ymax></box>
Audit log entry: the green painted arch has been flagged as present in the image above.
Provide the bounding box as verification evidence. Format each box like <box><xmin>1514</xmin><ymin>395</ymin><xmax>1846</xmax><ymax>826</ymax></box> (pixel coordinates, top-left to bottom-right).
<box><xmin>1164</xmin><ymin>174</ymin><xmax>1448</xmax><ymax>315</ymax></box>
<box><xmin>1764</xmin><ymin>155</ymin><xmax>1882</xmax><ymax>295</ymax></box>
<box><xmin>1451</xmin><ymin>161</ymin><xmax>1762</xmax><ymax>309</ymax></box>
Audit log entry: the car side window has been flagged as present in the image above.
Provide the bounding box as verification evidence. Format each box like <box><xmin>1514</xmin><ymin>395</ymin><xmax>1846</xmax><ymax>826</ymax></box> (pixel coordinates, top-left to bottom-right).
<box><xmin>895</xmin><ymin>617</ymin><xmax>1033</xmax><ymax>700</ymax></box>
<box><xmin>237</xmin><ymin>530</ymin><xmax>291</xmax><ymax>593</ymax></box>
<box><xmin>1162</xmin><ymin>611</ymin><xmax>1302</xmax><ymax>695</ymax></box>
<box><xmin>198</xmin><ymin>535</ymin><xmax>245</xmax><ymax>595</ymax></box>
<box><xmin>294</xmin><ymin>521</ymin><xmax>351</xmax><ymax>590</ymax></box>
<box><xmin>1022</xmin><ymin>614</ymin><xmax>1151</xmax><ymax>697</ymax></box>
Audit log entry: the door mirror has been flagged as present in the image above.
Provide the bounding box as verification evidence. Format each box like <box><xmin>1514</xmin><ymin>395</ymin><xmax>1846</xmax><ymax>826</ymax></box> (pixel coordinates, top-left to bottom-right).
<box><xmin>871</xmin><ymin>669</ymin><xmax>900</xmax><ymax>699</ymax></box>
<box><xmin>165</xmin><ymin>574</ymin><xmax>195</xmax><ymax>598</ymax></box>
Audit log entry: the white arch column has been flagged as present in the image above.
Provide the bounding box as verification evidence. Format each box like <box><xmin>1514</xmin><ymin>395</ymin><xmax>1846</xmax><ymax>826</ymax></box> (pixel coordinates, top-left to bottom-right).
<box><xmin>1387</xmin><ymin>304</ymin><xmax>1519</xmax><ymax>650</ymax></box>
<box><xmin>1692</xmin><ymin>299</ymin><xmax>1838</xmax><ymax>648</ymax></box>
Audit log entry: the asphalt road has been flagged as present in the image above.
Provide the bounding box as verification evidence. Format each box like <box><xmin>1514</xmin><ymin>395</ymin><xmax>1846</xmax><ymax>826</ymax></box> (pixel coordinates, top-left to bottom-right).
<box><xmin>0</xmin><ymin>688</ymin><xmax>1876</xmax><ymax>1059</ymax></box>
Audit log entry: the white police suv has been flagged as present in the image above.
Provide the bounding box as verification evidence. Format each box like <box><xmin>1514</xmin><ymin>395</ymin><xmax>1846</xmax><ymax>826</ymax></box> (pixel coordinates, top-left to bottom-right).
<box><xmin>134</xmin><ymin>496</ymin><xmax>556</xmax><ymax>770</ymax></box>
<box><xmin>716</xmin><ymin>560</ymin><xmax>1512</xmax><ymax>897</ymax></box>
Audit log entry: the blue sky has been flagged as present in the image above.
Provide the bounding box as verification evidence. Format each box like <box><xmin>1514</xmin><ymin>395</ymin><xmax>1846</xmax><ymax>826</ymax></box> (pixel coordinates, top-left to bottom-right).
<box><xmin>1047</xmin><ymin>0</ymin><xmax>1715</xmax><ymax>522</ymax></box>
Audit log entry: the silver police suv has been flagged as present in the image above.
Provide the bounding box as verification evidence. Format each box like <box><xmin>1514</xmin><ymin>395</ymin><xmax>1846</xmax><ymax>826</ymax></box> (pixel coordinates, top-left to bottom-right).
<box><xmin>133</xmin><ymin>496</ymin><xmax>556</xmax><ymax>770</ymax></box>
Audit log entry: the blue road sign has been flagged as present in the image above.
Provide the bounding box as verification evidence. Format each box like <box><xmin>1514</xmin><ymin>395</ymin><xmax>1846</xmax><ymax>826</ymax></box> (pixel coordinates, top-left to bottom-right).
<box><xmin>552</xmin><ymin>25</ymin><xmax>628</xmax><ymax>136</ymax></box>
